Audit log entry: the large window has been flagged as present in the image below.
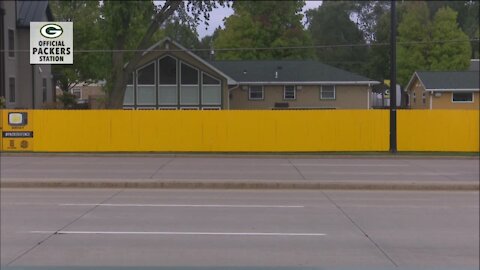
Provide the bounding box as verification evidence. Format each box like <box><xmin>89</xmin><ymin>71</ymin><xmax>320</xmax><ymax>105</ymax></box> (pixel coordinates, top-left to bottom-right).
<box><xmin>452</xmin><ymin>92</ymin><xmax>473</xmax><ymax>102</ymax></box>
<box><xmin>320</xmin><ymin>85</ymin><xmax>335</xmax><ymax>100</ymax></box>
<box><xmin>123</xmin><ymin>73</ymin><xmax>134</xmax><ymax>105</ymax></box>
<box><xmin>158</xmin><ymin>56</ymin><xmax>177</xmax><ymax>105</ymax></box>
<box><xmin>284</xmin><ymin>86</ymin><xmax>296</xmax><ymax>100</ymax></box>
<box><xmin>202</xmin><ymin>73</ymin><xmax>221</xmax><ymax>105</ymax></box>
<box><xmin>9</xmin><ymin>77</ymin><xmax>15</xmax><ymax>102</ymax></box>
<box><xmin>8</xmin><ymin>29</ymin><xmax>14</xmax><ymax>58</ymax></box>
<box><xmin>249</xmin><ymin>85</ymin><xmax>264</xmax><ymax>100</ymax></box>
<box><xmin>137</xmin><ymin>62</ymin><xmax>156</xmax><ymax>105</ymax></box>
<box><xmin>180</xmin><ymin>62</ymin><xmax>199</xmax><ymax>105</ymax></box>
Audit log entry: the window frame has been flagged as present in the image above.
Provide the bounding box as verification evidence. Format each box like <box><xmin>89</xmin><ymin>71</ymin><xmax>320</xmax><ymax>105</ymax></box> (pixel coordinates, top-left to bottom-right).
<box><xmin>179</xmin><ymin>61</ymin><xmax>200</xmax><ymax>105</ymax></box>
<box><xmin>201</xmin><ymin>72</ymin><xmax>222</xmax><ymax>106</ymax></box>
<box><xmin>72</xmin><ymin>87</ymin><xmax>82</xmax><ymax>99</ymax></box>
<box><xmin>283</xmin><ymin>85</ymin><xmax>296</xmax><ymax>100</ymax></box>
<box><xmin>158</xmin><ymin>55</ymin><xmax>178</xmax><ymax>106</ymax></box>
<box><xmin>8</xmin><ymin>77</ymin><xmax>15</xmax><ymax>103</ymax></box>
<box><xmin>248</xmin><ymin>85</ymin><xmax>264</xmax><ymax>100</ymax></box>
<box><xmin>451</xmin><ymin>92</ymin><xmax>474</xmax><ymax>103</ymax></box>
<box><xmin>320</xmin><ymin>85</ymin><xmax>336</xmax><ymax>100</ymax></box>
<box><xmin>8</xmin><ymin>29</ymin><xmax>14</xmax><ymax>58</ymax></box>
<box><xmin>136</xmin><ymin>61</ymin><xmax>157</xmax><ymax>106</ymax></box>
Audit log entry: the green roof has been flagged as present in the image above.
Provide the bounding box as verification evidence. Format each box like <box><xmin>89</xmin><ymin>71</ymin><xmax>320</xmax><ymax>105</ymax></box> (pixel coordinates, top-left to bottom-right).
<box><xmin>209</xmin><ymin>60</ymin><xmax>378</xmax><ymax>84</ymax></box>
<box><xmin>416</xmin><ymin>71</ymin><xmax>479</xmax><ymax>90</ymax></box>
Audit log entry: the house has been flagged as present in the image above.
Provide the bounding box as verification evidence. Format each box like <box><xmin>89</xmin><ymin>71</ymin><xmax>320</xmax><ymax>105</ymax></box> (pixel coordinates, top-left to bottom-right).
<box><xmin>122</xmin><ymin>38</ymin><xmax>379</xmax><ymax>110</ymax></box>
<box><xmin>405</xmin><ymin>68</ymin><xmax>479</xmax><ymax>110</ymax></box>
<box><xmin>56</xmin><ymin>81</ymin><xmax>106</xmax><ymax>109</ymax></box>
<box><xmin>211</xmin><ymin>60</ymin><xmax>379</xmax><ymax>110</ymax></box>
<box><xmin>1</xmin><ymin>0</ymin><xmax>56</xmax><ymax>109</ymax></box>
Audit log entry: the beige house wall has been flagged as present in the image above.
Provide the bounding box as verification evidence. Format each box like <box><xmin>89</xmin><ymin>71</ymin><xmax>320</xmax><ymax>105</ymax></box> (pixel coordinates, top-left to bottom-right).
<box><xmin>432</xmin><ymin>92</ymin><xmax>479</xmax><ymax>109</ymax></box>
<box><xmin>407</xmin><ymin>77</ymin><xmax>430</xmax><ymax>109</ymax></box>
<box><xmin>229</xmin><ymin>85</ymin><xmax>370</xmax><ymax>110</ymax></box>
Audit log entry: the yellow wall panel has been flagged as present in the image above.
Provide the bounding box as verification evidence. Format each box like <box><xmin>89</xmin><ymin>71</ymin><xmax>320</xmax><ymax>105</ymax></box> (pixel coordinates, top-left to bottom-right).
<box><xmin>2</xmin><ymin>109</ymin><xmax>476</xmax><ymax>153</ymax></box>
<box><xmin>397</xmin><ymin>110</ymin><xmax>479</xmax><ymax>152</ymax></box>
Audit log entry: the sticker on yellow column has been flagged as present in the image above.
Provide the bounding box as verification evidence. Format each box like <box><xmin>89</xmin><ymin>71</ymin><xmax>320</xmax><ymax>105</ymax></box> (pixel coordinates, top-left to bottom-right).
<box><xmin>1</xmin><ymin>111</ymin><xmax>34</xmax><ymax>151</ymax></box>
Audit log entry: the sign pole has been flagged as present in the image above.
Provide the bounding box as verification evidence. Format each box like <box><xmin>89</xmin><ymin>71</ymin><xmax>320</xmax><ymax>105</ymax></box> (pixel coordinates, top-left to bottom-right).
<box><xmin>390</xmin><ymin>0</ymin><xmax>397</xmax><ymax>153</ymax></box>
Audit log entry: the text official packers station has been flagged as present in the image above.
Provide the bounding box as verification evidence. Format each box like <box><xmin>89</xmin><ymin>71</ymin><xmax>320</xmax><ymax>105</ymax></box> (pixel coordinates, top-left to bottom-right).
<box><xmin>33</xmin><ymin>40</ymin><xmax>72</xmax><ymax>62</ymax></box>
<box><xmin>30</xmin><ymin>22</ymin><xmax>73</xmax><ymax>64</ymax></box>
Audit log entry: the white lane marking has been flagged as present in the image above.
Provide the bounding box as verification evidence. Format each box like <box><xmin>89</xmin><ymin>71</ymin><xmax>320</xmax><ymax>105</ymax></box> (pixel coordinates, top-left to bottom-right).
<box><xmin>281</xmin><ymin>164</ymin><xmax>409</xmax><ymax>167</ymax></box>
<box><xmin>58</xmin><ymin>203</ymin><xmax>304</xmax><ymax>208</ymax></box>
<box><xmin>29</xmin><ymin>231</ymin><xmax>326</xmax><ymax>236</ymax></box>
<box><xmin>3</xmin><ymin>203</ymin><xmax>304</xmax><ymax>208</ymax></box>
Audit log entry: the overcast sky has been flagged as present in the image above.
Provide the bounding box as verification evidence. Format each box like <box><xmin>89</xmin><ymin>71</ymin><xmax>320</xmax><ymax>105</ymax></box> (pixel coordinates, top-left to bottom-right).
<box><xmin>196</xmin><ymin>1</ymin><xmax>323</xmax><ymax>38</ymax></box>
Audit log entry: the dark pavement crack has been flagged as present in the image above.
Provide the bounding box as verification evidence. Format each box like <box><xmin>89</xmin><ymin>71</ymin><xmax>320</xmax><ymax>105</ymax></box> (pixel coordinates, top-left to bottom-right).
<box><xmin>322</xmin><ymin>191</ymin><xmax>399</xmax><ymax>268</ymax></box>
<box><xmin>6</xmin><ymin>189</ymin><xmax>125</xmax><ymax>266</ymax></box>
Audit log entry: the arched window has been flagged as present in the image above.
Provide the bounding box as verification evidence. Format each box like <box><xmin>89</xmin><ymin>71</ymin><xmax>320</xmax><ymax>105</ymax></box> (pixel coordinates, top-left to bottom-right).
<box><xmin>180</xmin><ymin>62</ymin><xmax>199</xmax><ymax>105</ymax></box>
<box><xmin>136</xmin><ymin>62</ymin><xmax>156</xmax><ymax>105</ymax></box>
<box><xmin>158</xmin><ymin>56</ymin><xmax>177</xmax><ymax>105</ymax></box>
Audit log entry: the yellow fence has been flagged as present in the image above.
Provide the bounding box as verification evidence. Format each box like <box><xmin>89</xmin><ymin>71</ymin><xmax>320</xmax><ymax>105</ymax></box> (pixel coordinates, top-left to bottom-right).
<box><xmin>397</xmin><ymin>110</ymin><xmax>479</xmax><ymax>152</ymax></box>
<box><xmin>0</xmin><ymin>109</ymin><xmax>478</xmax><ymax>152</ymax></box>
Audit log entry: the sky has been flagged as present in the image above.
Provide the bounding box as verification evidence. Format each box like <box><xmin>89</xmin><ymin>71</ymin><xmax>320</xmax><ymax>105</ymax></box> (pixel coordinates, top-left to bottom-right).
<box><xmin>196</xmin><ymin>1</ymin><xmax>323</xmax><ymax>38</ymax></box>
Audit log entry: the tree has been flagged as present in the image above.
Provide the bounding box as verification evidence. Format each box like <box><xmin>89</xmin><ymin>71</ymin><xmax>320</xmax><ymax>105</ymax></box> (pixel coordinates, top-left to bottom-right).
<box><xmin>213</xmin><ymin>1</ymin><xmax>314</xmax><ymax>60</ymax></box>
<box><xmin>366</xmin><ymin>12</ymin><xmax>390</xmax><ymax>81</ymax></box>
<box><xmin>429</xmin><ymin>7</ymin><xmax>471</xmax><ymax>70</ymax></box>
<box><xmin>426</xmin><ymin>1</ymin><xmax>479</xmax><ymax>58</ymax></box>
<box><xmin>101</xmin><ymin>0</ymin><xmax>228</xmax><ymax>108</ymax></box>
<box><xmin>350</xmin><ymin>1</ymin><xmax>390</xmax><ymax>43</ymax></box>
<box><xmin>197</xmin><ymin>27</ymin><xmax>221</xmax><ymax>60</ymax></box>
<box><xmin>49</xmin><ymin>1</ymin><xmax>105</xmax><ymax>93</ymax></box>
<box><xmin>162</xmin><ymin>17</ymin><xmax>200</xmax><ymax>49</ymax></box>
<box><xmin>307</xmin><ymin>1</ymin><xmax>368</xmax><ymax>75</ymax></box>
<box><xmin>397</xmin><ymin>1</ymin><xmax>432</xmax><ymax>86</ymax></box>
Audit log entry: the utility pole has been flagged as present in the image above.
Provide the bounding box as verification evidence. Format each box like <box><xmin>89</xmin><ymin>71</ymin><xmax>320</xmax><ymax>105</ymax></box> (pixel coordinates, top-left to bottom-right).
<box><xmin>390</xmin><ymin>0</ymin><xmax>397</xmax><ymax>153</ymax></box>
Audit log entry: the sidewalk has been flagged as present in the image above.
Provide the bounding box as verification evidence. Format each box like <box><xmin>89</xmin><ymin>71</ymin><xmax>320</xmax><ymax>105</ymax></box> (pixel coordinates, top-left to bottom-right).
<box><xmin>1</xmin><ymin>154</ymin><xmax>478</xmax><ymax>191</ymax></box>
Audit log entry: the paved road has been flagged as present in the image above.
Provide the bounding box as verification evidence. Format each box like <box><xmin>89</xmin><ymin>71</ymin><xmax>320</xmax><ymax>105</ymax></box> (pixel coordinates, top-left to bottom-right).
<box><xmin>1</xmin><ymin>155</ymin><xmax>478</xmax><ymax>183</ymax></box>
<box><xmin>1</xmin><ymin>188</ymin><xmax>478</xmax><ymax>269</ymax></box>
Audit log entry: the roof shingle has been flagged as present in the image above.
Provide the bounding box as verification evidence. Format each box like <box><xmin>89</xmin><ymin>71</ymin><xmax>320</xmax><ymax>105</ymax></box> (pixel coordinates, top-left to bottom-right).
<box><xmin>416</xmin><ymin>71</ymin><xmax>479</xmax><ymax>90</ymax></box>
<box><xmin>209</xmin><ymin>60</ymin><xmax>378</xmax><ymax>84</ymax></box>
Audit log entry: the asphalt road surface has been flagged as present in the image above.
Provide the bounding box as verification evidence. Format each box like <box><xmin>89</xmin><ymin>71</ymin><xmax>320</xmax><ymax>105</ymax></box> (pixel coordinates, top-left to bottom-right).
<box><xmin>1</xmin><ymin>155</ymin><xmax>479</xmax><ymax>183</ymax></box>
<box><xmin>1</xmin><ymin>188</ymin><xmax>478</xmax><ymax>269</ymax></box>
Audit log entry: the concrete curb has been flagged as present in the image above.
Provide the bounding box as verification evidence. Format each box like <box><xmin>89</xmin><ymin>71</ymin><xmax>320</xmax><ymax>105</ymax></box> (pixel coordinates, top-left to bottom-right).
<box><xmin>1</xmin><ymin>180</ymin><xmax>478</xmax><ymax>191</ymax></box>
<box><xmin>1</xmin><ymin>152</ymin><xmax>479</xmax><ymax>160</ymax></box>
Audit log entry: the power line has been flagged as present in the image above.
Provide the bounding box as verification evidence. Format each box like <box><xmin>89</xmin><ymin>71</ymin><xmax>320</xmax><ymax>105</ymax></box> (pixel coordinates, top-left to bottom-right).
<box><xmin>4</xmin><ymin>38</ymin><xmax>478</xmax><ymax>53</ymax></box>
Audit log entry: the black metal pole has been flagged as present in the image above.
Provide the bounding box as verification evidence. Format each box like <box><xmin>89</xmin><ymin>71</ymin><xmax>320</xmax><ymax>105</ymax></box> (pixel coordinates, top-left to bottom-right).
<box><xmin>390</xmin><ymin>0</ymin><xmax>397</xmax><ymax>153</ymax></box>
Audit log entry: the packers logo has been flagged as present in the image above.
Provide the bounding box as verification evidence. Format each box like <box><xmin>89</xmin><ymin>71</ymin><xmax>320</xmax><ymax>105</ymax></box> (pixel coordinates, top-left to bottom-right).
<box><xmin>40</xmin><ymin>24</ymin><xmax>63</xmax><ymax>39</ymax></box>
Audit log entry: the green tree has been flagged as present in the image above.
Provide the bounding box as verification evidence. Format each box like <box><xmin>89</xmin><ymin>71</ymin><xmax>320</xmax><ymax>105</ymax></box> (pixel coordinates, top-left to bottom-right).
<box><xmin>197</xmin><ymin>27</ymin><xmax>221</xmax><ymax>60</ymax></box>
<box><xmin>307</xmin><ymin>1</ymin><xmax>368</xmax><ymax>75</ymax></box>
<box><xmin>214</xmin><ymin>1</ymin><xmax>314</xmax><ymax>60</ymax></box>
<box><xmin>162</xmin><ymin>17</ymin><xmax>200</xmax><ymax>49</ymax></box>
<box><xmin>49</xmin><ymin>1</ymin><xmax>105</xmax><ymax>93</ymax></box>
<box><xmin>366</xmin><ymin>12</ymin><xmax>390</xmax><ymax>81</ymax></box>
<box><xmin>397</xmin><ymin>1</ymin><xmax>432</xmax><ymax>86</ymax></box>
<box><xmin>429</xmin><ymin>7</ymin><xmax>471</xmax><ymax>70</ymax></box>
<box><xmin>427</xmin><ymin>1</ymin><xmax>479</xmax><ymax>58</ymax></box>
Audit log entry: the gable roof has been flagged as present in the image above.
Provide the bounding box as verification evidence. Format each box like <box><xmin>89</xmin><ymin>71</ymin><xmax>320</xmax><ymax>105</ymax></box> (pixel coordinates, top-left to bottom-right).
<box><xmin>142</xmin><ymin>37</ymin><xmax>237</xmax><ymax>85</ymax></box>
<box><xmin>408</xmin><ymin>71</ymin><xmax>479</xmax><ymax>92</ymax></box>
<box><xmin>209</xmin><ymin>60</ymin><xmax>379</xmax><ymax>85</ymax></box>
<box><xmin>16</xmin><ymin>0</ymin><xmax>53</xmax><ymax>27</ymax></box>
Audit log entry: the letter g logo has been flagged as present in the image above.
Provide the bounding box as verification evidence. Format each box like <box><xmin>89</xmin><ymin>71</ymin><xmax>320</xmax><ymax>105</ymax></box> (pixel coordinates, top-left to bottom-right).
<box><xmin>40</xmin><ymin>24</ymin><xmax>63</xmax><ymax>39</ymax></box>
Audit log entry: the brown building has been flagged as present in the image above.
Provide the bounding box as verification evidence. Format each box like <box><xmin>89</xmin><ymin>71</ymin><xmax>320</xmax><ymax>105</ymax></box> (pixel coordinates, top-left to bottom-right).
<box><xmin>405</xmin><ymin>70</ymin><xmax>479</xmax><ymax>110</ymax></box>
<box><xmin>0</xmin><ymin>1</ymin><xmax>55</xmax><ymax>109</ymax></box>
<box><xmin>123</xmin><ymin>38</ymin><xmax>379</xmax><ymax>110</ymax></box>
